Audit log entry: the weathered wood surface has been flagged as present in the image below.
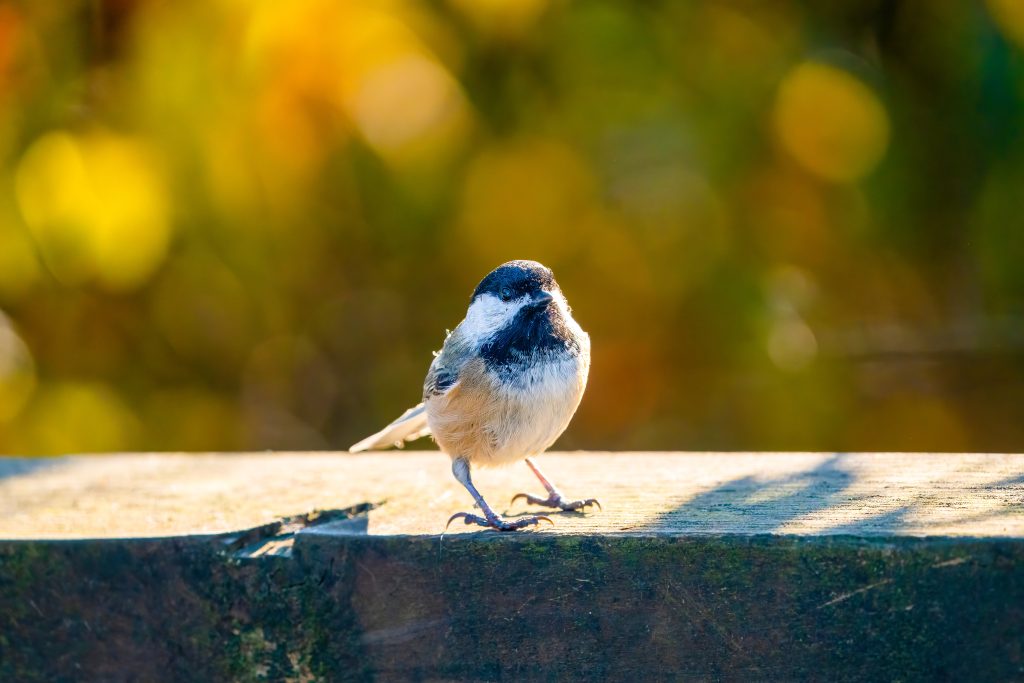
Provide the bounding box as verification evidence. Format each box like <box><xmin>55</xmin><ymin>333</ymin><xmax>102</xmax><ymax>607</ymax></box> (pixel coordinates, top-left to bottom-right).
<box><xmin>2</xmin><ymin>452</ymin><xmax>1024</xmax><ymax>682</ymax></box>
<box><xmin>2</xmin><ymin>451</ymin><xmax>1023</xmax><ymax>538</ymax></box>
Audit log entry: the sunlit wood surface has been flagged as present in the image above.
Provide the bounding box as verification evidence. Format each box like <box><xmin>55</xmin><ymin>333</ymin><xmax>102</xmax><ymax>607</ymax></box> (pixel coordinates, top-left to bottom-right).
<box><xmin>1</xmin><ymin>452</ymin><xmax>1022</xmax><ymax>539</ymax></box>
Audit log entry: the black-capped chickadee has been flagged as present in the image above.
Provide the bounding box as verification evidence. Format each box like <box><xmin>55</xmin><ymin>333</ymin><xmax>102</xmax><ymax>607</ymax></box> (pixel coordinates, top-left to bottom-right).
<box><xmin>350</xmin><ymin>260</ymin><xmax>599</xmax><ymax>531</ymax></box>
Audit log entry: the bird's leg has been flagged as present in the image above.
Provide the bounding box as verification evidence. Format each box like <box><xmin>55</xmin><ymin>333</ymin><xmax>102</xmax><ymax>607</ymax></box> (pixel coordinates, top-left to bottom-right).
<box><xmin>446</xmin><ymin>458</ymin><xmax>553</xmax><ymax>532</ymax></box>
<box><xmin>511</xmin><ymin>457</ymin><xmax>602</xmax><ymax>512</ymax></box>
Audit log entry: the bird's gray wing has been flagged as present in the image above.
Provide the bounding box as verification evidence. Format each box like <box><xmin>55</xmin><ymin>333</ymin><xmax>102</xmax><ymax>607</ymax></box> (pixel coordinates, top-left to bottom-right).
<box><xmin>422</xmin><ymin>327</ymin><xmax>472</xmax><ymax>400</ymax></box>
<box><xmin>423</xmin><ymin>356</ymin><xmax>458</xmax><ymax>398</ymax></box>
<box><xmin>348</xmin><ymin>327</ymin><xmax>470</xmax><ymax>453</ymax></box>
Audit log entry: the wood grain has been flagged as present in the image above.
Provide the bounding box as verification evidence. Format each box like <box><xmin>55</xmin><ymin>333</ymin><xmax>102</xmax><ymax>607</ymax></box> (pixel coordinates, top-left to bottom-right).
<box><xmin>1</xmin><ymin>451</ymin><xmax>1022</xmax><ymax>538</ymax></box>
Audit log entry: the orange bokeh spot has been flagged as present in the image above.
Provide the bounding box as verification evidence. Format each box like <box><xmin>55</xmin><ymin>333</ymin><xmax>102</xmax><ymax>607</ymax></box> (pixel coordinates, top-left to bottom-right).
<box><xmin>773</xmin><ymin>61</ymin><xmax>890</xmax><ymax>183</ymax></box>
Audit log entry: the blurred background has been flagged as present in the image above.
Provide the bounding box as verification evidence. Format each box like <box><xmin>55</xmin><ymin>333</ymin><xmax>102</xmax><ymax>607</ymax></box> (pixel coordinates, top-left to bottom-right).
<box><xmin>0</xmin><ymin>0</ymin><xmax>1023</xmax><ymax>455</ymax></box>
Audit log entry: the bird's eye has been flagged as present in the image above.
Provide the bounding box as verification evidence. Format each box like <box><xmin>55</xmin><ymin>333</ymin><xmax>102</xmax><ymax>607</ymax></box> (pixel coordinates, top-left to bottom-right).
<box><xmin>499</xmin><ymin>286</ymin><xmax>513</xmax><ymax>302</ymax></box>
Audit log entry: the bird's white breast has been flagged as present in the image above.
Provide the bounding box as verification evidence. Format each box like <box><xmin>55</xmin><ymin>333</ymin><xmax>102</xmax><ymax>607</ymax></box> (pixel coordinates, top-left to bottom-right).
<box><xmin>425</xmin><ymin>341</ymin><xmax>589</xmax><ymax>468</ymax></box>
<box><xmin>486</xmin><ymin>353</ymin><xmax>587</xmax><ymax>463</ymax></box>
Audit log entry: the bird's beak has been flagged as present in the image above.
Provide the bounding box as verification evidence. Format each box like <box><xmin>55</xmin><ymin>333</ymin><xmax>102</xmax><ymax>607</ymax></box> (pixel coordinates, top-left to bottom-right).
<box><xmin>531</xmin><ymin>291</ymin><xmax>554</xmax><ymax>308</ymax></box>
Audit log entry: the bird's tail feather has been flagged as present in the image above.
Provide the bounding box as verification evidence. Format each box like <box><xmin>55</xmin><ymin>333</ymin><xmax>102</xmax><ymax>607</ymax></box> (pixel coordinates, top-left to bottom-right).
<box><xmin>348</xmin><ymin>403</ymin><xmax>431</xmax><ymax>453</ymax></box>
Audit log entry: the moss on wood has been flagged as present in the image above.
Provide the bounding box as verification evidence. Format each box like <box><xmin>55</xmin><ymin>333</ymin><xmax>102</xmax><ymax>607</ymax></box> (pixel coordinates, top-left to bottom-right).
<box><xmin>3</xmin><ymin>530</ymin><xmax>1022</xmax><ymax>681</ymax></box>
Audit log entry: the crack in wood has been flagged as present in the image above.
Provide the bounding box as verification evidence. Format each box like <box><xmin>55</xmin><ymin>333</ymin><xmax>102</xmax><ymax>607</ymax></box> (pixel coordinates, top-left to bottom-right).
<box><xmin>223</xmin><ymin>502</ymin><xmax>380</xmax><ymax>559</ymax></box>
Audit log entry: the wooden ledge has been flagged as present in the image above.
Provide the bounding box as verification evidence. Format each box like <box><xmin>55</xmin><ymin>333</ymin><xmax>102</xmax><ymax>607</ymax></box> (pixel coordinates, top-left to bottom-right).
<box><xmin>3</xmin><ymin>452</ymin><xmax>1024</xmax><ymax>681</ymax></box>
<box><xmin>1</xmin><ymin>451</ymin><xmax>1023</xmax><ymax>539</ymax></box>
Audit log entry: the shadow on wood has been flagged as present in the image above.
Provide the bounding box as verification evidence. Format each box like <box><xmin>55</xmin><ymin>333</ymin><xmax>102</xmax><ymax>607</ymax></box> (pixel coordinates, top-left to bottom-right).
<box><xmin>1</xmin><ymin>452</ymin><xmax>1023</xmax><ymax>680</ymax></box>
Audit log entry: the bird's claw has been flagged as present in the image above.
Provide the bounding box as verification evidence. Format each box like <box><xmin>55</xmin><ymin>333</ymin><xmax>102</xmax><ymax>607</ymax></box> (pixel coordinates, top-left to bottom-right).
<box><xmin>510</xmin><ymin>492</ymin><xmax>602</xmax><ymax>512</ymax></box>
<box><xmin>445</xmin><ymin>511</ymin><xmax>553</xmax><ymax>532</ymax></box>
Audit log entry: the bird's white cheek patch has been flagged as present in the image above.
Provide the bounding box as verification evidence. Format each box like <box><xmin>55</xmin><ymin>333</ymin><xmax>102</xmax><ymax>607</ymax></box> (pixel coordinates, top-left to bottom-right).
<box><xmin>553</xmin><ymin>291</ymin><xmax>571</xmax><ymax>315</ymax></box>
<box><xmin>460</xmin><ymin>294</ymin><xmax>525</xmax><ymax>345</ymax></box>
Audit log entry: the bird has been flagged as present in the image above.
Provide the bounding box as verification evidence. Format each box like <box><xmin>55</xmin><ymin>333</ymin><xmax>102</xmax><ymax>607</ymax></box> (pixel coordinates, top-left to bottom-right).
<box><xmin>349</xmin><ymin>259</ymin><xmax>599</xmax><ymax>531</ymax></box>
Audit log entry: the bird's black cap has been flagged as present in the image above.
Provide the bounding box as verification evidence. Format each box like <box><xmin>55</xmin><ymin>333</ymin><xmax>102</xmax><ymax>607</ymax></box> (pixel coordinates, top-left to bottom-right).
<box><xmin>472</xmin><ymin>260</ymin><xmax>557</xmax><ymax>301</ymax></box>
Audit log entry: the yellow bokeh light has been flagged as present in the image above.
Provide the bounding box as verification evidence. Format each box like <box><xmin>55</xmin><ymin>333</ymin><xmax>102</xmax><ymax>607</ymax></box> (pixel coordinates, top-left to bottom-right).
<box><xmin>335</xmin><ymin>10</ymin><xmax>471</xmax><ymax>164</ymax></box>
<box><xmin>350</xmin><ymin>53</ymin><xmax>465</xmax><ymax>153</ymax></box>
<box><xmin>14</xmin><ymin>130</ymin><xmax>172</xmax><ymax>290</ymax></box>
<box><xmin>767</xmin><ymin>316</ymin><xmax>818</xmax><ymax>371</ymax></box>
<box><xmin>14</xmin><ymin>382</ymin><xmax>139</xmax><ymax>455</ymax></box>
<box><xmin>242</xmin><ymin>1</ymin><xmax>471</xmax><ymax>168</ymax></box>
<box><xmin>773</xmin><ymin>61</ymin><xmax>890</xmax><ymax>183</ymax></box>
<box><xmin>988</xmin><ymin>0</ymin><xmax>1024</xmax><ymax>48</ymax></box>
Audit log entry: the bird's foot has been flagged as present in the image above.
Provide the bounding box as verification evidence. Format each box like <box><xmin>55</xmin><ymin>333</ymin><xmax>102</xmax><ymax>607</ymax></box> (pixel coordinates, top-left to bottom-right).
<box><xmin>510</xmin><ymin>492</ymin><xmax>602</xmax><ymax>512</ymax></box>
<box><xmin>445</xmin><ymin>511</ymin><xmax>553</xmax><ymax>532</ymax></box>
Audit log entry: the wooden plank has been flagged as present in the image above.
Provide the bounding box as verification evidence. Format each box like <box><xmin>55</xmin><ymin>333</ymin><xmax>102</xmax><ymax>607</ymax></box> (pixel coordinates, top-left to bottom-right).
<box><xmin>2</xmin><ymin>452</ymin><xmax>1024</xmax><ymax>681</ymax></box>
<box><xmin>1</xmin><ymin>451</ymin><xmax>1022</xmax><ymax>538</ymax></box>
